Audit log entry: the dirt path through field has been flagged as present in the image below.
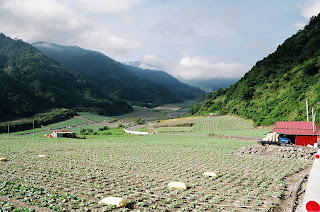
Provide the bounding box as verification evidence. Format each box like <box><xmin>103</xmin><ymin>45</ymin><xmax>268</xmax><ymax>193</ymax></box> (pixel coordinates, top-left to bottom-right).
<box><xmin>274</xmin><ymin>168</ymin><xmax>310</xmax><ymax>212</ymax></box>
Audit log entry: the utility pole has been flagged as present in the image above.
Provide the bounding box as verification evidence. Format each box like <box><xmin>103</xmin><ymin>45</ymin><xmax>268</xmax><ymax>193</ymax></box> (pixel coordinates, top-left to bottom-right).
<box><xmin>313</xmin><ymin>113</ymin><xmax>316</xmax><ymax>133</ymax></box>
<box><xmin>306</xmin><ymin>99</ymin><xmax>309</xmax><ymax>122</ymax></box>
<box><xmin>33</xmin><ymin>119</ymin><xmax>35</xmax><ymax>136</ymax></box>
<box><xmin>312</xmin><ymin>108</ymin><xmax>315</xmax><ymax>132</ymax></box>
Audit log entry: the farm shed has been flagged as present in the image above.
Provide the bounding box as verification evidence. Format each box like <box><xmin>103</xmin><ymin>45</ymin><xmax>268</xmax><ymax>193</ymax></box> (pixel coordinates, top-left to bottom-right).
<box><xmin>273</xmin><ymin>121</ymin><xmax>319</xmax><ymax>146</ymax></box>
<box><xmin>50</xmin><ymin>130</ymin><xmax>76</xmax><ymax>138</ymax></box>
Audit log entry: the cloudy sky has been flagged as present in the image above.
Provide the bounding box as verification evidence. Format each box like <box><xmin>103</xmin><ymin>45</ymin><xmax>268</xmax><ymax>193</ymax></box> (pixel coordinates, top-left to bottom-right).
<box><xmin>1</xmin><ymin>0</ymin><xmax>320</xmax><ymax>80</ymax></box>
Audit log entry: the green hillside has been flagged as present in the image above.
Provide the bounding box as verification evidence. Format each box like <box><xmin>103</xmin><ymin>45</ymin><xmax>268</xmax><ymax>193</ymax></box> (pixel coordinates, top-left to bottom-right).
<box><xmin>191</xmin><ymin>15</ymin><xmax>320</xmax><ymax>126</ymax></box>
<box><xmin>33</xmin><ymin>42</ymin><xmax>184</xmax><ymax>106</ymax></box>
<box><xmin>126</xmin><ymin>65</ymin><xmax>205</xmax><ymax>100</ymax></box>
<box><xmin>0</xmin><ymin>69</ymin><xmax>44</xmax><ymax>119</ymax></box>
<box><xmin>0</xmin><ymin>33</ymin><xmax>132</xmax><ymax>121</ymax></box>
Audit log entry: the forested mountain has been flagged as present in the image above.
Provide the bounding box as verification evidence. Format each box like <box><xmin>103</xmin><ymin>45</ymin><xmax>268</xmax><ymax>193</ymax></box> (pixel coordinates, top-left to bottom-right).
<box><xmin>191</xmin><ymin>15</ymin><xmax>320</xmax><ymax>126</ymax></box>
<box><xmin>33</xmin><ymin>42</ymin><xmax>199</xmax><ymax>106</ymax></box>
<box><xmin>0</xmin><ymin>68</ymin><xmax>43</xmax><ymax>119</ymax></box>
<box><xmin>124</xmin><ymin>61</ymin><xmax>238</xmax><ymax>92</ymax></box>
<box><xmin>0</xmin><ymin>33</ymin><xmax>132</xmax><ymax>121</ymax></box>
<box><xmin>125</xmin><ymin>65</ymin><xmax>205</xmax><ymax>100</ymax></box>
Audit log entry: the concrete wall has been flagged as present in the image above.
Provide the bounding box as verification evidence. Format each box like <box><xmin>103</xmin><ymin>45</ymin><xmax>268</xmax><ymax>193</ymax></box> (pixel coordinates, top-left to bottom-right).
<box><xmin>124</xmin><ymin>128</ymin><xmax>148</xmax><ymax>135</ymax></box>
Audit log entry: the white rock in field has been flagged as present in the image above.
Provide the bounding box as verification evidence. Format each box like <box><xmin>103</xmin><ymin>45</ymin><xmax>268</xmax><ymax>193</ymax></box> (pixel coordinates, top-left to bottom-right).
<box><xmin>38</xmin><ymin>155</ymin><xmax>48</xmax><ymax>158</ymax></box>
<box><xmin>99</xmin><ymin>197</ymin><xmax>127</xmax><ymax>207</ymax></box>
<box><xmin>0</xmin><ymin>158</ymin><xmax>8</xmax><ymax>161</ymax></box>
<box><xmin>203</xmin><ymin>172</ymin><xmax>217</xmax><ymax>177</ymax></box>
<box><xmin>168</xmin><ymin>182</ymin><xmax>189</xmax><ymax>189</ymax></box>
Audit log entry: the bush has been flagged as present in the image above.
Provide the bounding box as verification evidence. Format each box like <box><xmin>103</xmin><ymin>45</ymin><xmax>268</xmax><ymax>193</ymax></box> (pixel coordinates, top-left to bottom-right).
<box><xmin>135</xmin><ymin>118</ymin><xmax>146</xmax><ymax>125</ymax></box>
<box><xmin>99</xmin><ymin>126</ymin><xmax>110</xmax><ymax>131</ymax></box>
<box><xmin>80</xmin><ymin>128</ymin><xmax>88</xmax><ymax>135</ymax></box>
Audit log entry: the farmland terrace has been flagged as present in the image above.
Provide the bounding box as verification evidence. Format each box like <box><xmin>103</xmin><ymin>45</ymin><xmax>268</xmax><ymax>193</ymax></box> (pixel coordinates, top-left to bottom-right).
<box><xmin>0</xmin><ymin>132</ymin><xmax>313</xmax><ymax>211</ymax></box>
<box><xmin>0</xmin><ymin>107</ymin><xmax>316</xmax><ymax>211</ymax></box>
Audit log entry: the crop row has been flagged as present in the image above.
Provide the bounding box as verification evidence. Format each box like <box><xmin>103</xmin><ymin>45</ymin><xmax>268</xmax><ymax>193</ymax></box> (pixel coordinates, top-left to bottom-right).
<box><xmin>193</xmin><ymin>116</ymin><xmax>254</xmax><ymax>132</ymax></box>
<box><xmin>0</xmin><ymin>200</ymin><xmax>35</xmax><ymax>212</ymax></box>
<box><xmin>0</xmin><ymin>135</ymin><xmax>312</xmax><ymax>211</ymax></box>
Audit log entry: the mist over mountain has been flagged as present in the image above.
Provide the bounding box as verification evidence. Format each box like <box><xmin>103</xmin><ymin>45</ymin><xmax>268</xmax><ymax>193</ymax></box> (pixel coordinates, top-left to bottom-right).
<box><xmin>180</xmin><ymin>78</ymin><xmax>240</xmax><ymax>92</ymax></box>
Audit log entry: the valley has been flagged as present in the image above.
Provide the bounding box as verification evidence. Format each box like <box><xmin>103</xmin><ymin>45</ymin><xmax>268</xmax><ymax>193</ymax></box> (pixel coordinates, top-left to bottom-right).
<box><xmin>0</xmin><ymin>9</ymin><xmax>320</xmax><ymax>212</ymax></box>
<box><xmin>0</xmin><ymin>109</ymin><xmax>314</xmax><ymax>211</ymax></box>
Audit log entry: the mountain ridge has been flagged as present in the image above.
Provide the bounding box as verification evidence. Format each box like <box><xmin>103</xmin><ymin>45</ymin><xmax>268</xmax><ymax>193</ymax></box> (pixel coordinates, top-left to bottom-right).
<box><xmin>33</xmin><ymin>42</ymin><xmax>204</xmax><ymax>105</ymax></box>
<box><xmin>125</xmin><ymin>65</ymin><xmax>205</xmax><ymax>100</ymax></box>
<box><xmin>124</xmin><ymin>61</ymin><xmax>240</xmax><ymax>92</ymax></box>
<box><xmin>0</xmin><ymin>33</ymin><xmax>132</xmax><ymax>121</ymax></box>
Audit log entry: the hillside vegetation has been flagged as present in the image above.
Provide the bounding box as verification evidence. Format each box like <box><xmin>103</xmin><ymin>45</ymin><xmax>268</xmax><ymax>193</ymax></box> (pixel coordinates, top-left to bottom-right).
<box><xmin>191</xmin><ymin>15</ymin><xmax>320</xmax><ymax>126</ymax></box>
<box><xmin>33</xmin><ymin>42</ymin><xmax>204</xmax><ymax>106</ymax></box>
<box><xmin>126</xmin><ymin>65</ymin><xmax>205</xmax><ymax>100</ymax></box>
<box><xmin>0</xmin><ymin>33</ymin><xmax>132</xmax><ymax>121</ymax></box>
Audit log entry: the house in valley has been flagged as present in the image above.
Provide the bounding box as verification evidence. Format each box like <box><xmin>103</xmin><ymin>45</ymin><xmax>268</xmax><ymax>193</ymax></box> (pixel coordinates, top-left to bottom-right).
<box><xmin>50</xmin><ymin>130</ymin><xmax>76</xmax><ymax>138</ymax></box>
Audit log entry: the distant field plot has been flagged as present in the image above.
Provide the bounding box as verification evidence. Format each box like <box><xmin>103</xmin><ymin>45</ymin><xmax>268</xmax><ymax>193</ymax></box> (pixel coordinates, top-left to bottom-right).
<box><xmin>212</xmin><ymin>129</ymin><xmax>271</xmax><ymax>137</ymax></box>
<box><xmin>9</xmin><ymin>128</ymin><xmax>44</xmax><ymax>135</ymax></box>
<box><xmin>0</xmin><ymin>135</ymin><xmax>311</xmax><ymax>211</ymax></box>
<box><xmin>135</xmin><ymin>127</ymin><xmax>149</xmax><ymax>132</ymax></box>
<box><xmin>69</xmin><ymin>124</ymin><xmax>102</xmax><ymax>134</ymax></box>
<box><xmin>62</xmin><ymin>125</ymin><xmax>125</xmax><ymax>135</ymax></box>
<box><xmin>156</xmin><ymin>117</ymin><xmax>202</xmax><ymax>127</ymax></box>
<box><xmin>193</xmin><ymin>116</ymin><xmax>253</xmax><ymax>132</ymax></box>
<box><xmin>45</xmin><ymin>117</ymin><xmax>88</xmax><ymax>129</ymax></box>
<box><xmin>78</xmin><ymin>112</ymin><xmax>111</xmax><ymax>122</ymax></box>
<box><xmin>155</xmin><ymin>116</ymin><xmax>264</xmax><ymax>136</ymax></box>
<box><xmin>156</xmin><ymin>127</ymin><xmax>192</xmax><ymax>133</ymax></box>
<box><xmin>30</xmin><ymin>124</ymin><xmax>124</xmax><ymax>137</ymax></box>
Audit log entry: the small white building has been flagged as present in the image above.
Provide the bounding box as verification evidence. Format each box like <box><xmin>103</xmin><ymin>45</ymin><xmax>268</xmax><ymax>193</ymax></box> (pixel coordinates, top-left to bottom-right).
<box><xmin>50</xmin><ymin>130</ymin><xmax>76</xmax><ymax>138</ymax></box>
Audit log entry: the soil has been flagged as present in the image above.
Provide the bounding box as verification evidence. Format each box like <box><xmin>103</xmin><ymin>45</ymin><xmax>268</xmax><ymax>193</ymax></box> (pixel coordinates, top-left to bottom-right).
<box><xmin>273</xmin><ymin>170</ymin><xmax>310</xmax><ymax>212</ymax></box>
<box><xmin>233</xmin><ymin>144</ymin><xmax>318</xmax><ymax>211</ymax></box>
<box><xmin>0</xmin><ymin>195</ymin><xmax>53</xmax><ymax>212</ymax></box>
<box><xmin>154</xmin><ymin>106</ymin><xmax>182</xmax><ymax>111</ymax></box>
<box><xmin>234</xmin><ymin>144</ymin><xmax>318</xmax><ymax>160</ymax></box>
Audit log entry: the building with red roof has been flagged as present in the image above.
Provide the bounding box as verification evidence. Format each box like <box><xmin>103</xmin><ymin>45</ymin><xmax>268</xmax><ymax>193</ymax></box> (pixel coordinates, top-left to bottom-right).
<box><xmin>273</xmin><ymin>121</ymin><xmax>319</xmax><ymax>146</ymax></box>
<box><xmin>50</xmin><ymin>130</ymin><xmax>76</xmax><ymax>138</ymax></box>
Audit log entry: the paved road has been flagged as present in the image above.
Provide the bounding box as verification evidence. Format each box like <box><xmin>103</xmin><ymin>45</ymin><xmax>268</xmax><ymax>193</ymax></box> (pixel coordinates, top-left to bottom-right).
<box><xmin>296</xmin><ymin>149</ymin><xmax>320</xmax><ymax>212</ymax></box>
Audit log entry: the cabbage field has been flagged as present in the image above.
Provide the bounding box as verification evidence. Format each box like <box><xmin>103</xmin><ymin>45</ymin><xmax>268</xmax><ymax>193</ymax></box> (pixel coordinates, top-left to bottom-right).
<box><xmin>0</xmin><ymin>134</ymin><xmax>312</xmax><ymax>211</ymax></box>
<box><xmin>193</xmin><ymin>116</ymin><xmax>253</xmax><ymax>131</ymax></box>
<box><xmin>155</xmin><ymin>115</ymin><xmax>270</xmax><ymax>137</ymax></box>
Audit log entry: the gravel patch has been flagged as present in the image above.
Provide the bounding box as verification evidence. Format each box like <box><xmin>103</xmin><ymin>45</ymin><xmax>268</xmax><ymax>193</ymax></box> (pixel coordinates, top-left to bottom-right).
<box><xmin>234</xmin><ymin>144</ymin><xmax>318</xmax><ymax>160</ymax></box>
